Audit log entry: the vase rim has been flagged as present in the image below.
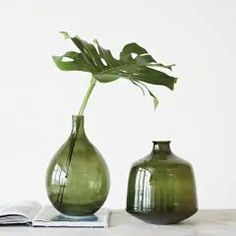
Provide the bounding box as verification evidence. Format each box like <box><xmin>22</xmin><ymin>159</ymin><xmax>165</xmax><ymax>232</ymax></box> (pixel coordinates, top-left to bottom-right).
<box><xmin>152</xmin><ymin>140</ymin><xmax>171</xmax><ymax>144</ymax></box>
<box><xmin>72</xmin><ymin>115</ymin><xmax>84</xmax><ymax>118</ymax></box>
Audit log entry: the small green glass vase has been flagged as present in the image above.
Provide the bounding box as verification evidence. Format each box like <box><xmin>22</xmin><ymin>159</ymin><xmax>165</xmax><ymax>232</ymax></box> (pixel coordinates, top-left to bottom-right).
<box><xmin>126</xmin><ymin>141</ymin><xmax>198</xmax><ymax>224</ymax></box>
<box><xmin>46</xmin><ymin>115</ymin><xmax>110</xmax><ymax>216</ymax></box>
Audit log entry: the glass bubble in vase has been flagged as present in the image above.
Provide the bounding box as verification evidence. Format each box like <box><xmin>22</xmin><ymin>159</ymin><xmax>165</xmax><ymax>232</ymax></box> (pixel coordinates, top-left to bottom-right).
<box><xmin>46</xmin><ymin>115</ymin><xmax>110</xmax><ymax>216</ymax></box>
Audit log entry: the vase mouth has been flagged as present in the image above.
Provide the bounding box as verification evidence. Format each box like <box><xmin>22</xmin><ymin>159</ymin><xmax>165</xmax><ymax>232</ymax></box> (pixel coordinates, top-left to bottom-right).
<box><xmin>152</xmin><ymin>140</ymin><xmax>172</xmax><ymax>153</ymax></box>
<box><xmin>72</xmin><ymin>115</ymin><xmax>84</xmax><ymax>123</ymax></box>
<box><xmin>152</xmin><ymin>140</ymin><xmax>171</xmax><ymax>145</ymax></box>
<box><xmin>71</xmin><ymin>115</ymin><xmax>85</xmax><ymax>134</ymax></box>
<box><xmin>72</xmin><ymin>115</ymin><xmax>84</xmax><ymax>118</ymax></box>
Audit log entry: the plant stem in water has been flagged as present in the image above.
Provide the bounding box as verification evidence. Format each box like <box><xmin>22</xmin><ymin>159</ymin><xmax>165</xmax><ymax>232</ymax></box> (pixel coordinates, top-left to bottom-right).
<box><xmin>57</xmin><ymin>77</ymin><xmax>97</xmax><ymax>206</ymax></box>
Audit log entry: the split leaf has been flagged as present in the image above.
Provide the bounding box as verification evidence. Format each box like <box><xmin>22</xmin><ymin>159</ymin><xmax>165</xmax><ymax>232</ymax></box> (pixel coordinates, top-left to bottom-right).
<box><xmin>53</xmin><ymin>32</ymin><xmax>178</xmax><ymax>109</ymax></box>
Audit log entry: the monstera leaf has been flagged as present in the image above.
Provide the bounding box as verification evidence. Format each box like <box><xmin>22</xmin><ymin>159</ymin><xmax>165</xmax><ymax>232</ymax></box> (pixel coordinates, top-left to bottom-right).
<box><xmin>53</xmin><ymin>32</ymin><xmax>177</xmax><ymax>109</ymax></box>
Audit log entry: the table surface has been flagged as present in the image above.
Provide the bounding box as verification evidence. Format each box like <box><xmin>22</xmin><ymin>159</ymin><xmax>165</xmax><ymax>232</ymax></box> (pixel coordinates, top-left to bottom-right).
<box><xmin>0</xmin><ymin>210</ymin><xmax>236</xmax><ymax>236</ymax></box>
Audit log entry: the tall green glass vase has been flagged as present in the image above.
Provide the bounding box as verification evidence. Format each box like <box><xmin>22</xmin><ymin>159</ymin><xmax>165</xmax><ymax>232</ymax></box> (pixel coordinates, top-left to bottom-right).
<box><xmin>46</xmin><ymin>115</ymin><xmax>110</xmax><ymax>216</ymax></box>
<box><xmin>126</xmin><ymin>141</ymin><xmax>197</xmax><ymax>224</ymax></box>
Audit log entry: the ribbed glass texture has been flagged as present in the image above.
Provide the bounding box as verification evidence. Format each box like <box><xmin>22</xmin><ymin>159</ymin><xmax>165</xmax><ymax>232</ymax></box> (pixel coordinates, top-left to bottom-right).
<box><xmin>126</xmin><ymin>141</ymin><xmax>197</xmax><ymax>224</ymax></box>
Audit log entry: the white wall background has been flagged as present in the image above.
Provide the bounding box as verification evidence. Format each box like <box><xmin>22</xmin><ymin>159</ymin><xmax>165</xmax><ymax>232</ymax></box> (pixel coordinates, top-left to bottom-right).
<box><xmin>0</xmin><ymin>0</ymin><xmax>235</xmax><ymax>209</ymax></box>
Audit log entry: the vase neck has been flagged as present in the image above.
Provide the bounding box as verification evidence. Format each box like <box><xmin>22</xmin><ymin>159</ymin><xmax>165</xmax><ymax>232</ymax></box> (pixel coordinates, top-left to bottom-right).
<box><xmin>71</xmin><ymin>115</ymin><xmax>85</xmax><ymax>135</ymax></box>
<box><xmin>152</xmin><ymin>141</ymin><xmax>172</xmax><ymax>154</ymax></box>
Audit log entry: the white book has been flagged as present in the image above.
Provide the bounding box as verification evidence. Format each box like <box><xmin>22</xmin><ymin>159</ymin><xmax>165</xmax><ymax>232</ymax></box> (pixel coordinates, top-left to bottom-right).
<box><xmin>0</xmin><ymin>201</ymin><xmax>110</xmax><ymax>228</ymax></box>
<box><xmin>33</xmin><ymin>206</ymin><xmax>110</xmax><ymax>228</ymax></box>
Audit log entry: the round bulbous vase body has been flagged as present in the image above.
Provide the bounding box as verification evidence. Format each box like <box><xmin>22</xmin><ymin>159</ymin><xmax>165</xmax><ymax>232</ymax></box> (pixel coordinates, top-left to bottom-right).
<box><xmin>126</xmin><ymin>141</ymin><xmax>198</xmax><ymax>224</ymax></box>
<box><xmin>46</xmin><ymin>115</ymin><xmax>110</xmax><ymax>216</ymax></box>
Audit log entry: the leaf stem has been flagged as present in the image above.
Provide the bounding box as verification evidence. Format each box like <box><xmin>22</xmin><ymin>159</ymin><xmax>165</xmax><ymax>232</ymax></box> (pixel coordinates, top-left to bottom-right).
<box><xmin>78</xmin><ymin>77</ymin><xmax>97</xmax><ymax>115</ymax></box>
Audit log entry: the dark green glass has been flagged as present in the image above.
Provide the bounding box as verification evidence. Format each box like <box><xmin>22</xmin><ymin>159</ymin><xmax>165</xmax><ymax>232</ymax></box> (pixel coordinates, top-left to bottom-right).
<box><xmin>126</xmin><ymin>141</ymin><xmax>197</xmax><ymax>224</ymax></box>
<box><xmin>46</xmin><ymin>115</ymin><xmax>110</xmax><ymax>216</ymax></box>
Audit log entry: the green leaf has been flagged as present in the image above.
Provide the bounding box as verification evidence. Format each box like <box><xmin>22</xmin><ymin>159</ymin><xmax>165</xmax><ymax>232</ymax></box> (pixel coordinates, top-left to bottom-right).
<box><xmin>131</xmin><ymin>66</ymin><xmax>177</xmax><ymax>90</ymax></box>
<box><xmin>53</xmin><ymin>56</ymin><xmax>81</xmax><ymax>71</ymax></box>
<box><xmin>93</xmin><ymin>74</ymin><xmax>120</xmax><ymax>83</ymax></box>
<box><xmin>94</xmin><ymin>40</ymin><xmax>121</xmax><ymax>67</ymax></box>
<box><xmin>60</xmin><ymin>31</ymin><xmax>70</xmax><ymax>39</ymax></box>
<box><xmin>135</xmin><ymin>81</ymin><xmax>159</xmax><ymax>110</ymax></box>
<box><xmin>120</xmin><ymin>43</ymin><xmax>147</xmax><ymax>62</ymax></box>
<box><xmin>130</xmin><ymin>80</ymin><xmax>145</xmax><ymax>96</ymax></box>
<box><xmin>52</xmin><ymin>51</ymin><xmax>91</xmax><ymax>72</ymax></box>
<box><xmin>53</xmin><ymin>32</ymin><xmax>178</xmax><ymax>107</ymax></box>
